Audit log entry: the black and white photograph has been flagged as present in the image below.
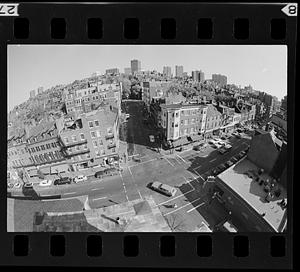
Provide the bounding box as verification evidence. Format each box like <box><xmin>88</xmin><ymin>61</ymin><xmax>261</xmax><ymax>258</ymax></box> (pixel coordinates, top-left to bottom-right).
<box><xmin>7</xmin><ymin>45</ymin><xmax>288</xmax><ymax>232</ymax></box>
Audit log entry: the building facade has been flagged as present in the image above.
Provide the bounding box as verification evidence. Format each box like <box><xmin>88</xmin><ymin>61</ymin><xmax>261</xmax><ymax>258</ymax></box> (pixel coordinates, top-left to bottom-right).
<box><xmin>192</xmin><ymin>70</ymin><xmax>205</xmax><ymax>83</ymax></box>
<box><xmin>175</xmin><ymin>65</ymin><xmax>184</xmax><ymax>78</ymax></box>
<box><xmin>163</xmin><ymin>66</ymin><xmax>172</xmax><ymax>78</ymax></box>
<box><xmin>212</xmin><ymin>74</ymin><xmax>227</xmax><ymax>87</ymax></box>
<box><xmin>59</xmin><ymin>107</ymin><xmax>119</xmax><ymax>171</ymax></box>
<box><xmin>106</xmin><ymin>68</ymin><xmax>119</xmax><ymax>75</ymax></box>
<box><xmin>131</xmin><ymin>59</ymin><xmax>141</xmax><ymax>74</ymax></box>
<box><xmin>160</xmin><ymin>104</ymin><xmax>208</xmax><ymax>141</ymax></box>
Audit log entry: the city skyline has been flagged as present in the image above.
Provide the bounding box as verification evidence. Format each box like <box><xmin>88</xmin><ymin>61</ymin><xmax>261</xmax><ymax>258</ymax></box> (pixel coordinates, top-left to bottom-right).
<box><xmin>8</xmin><ymin>45</ymin><xmax>287</xmax><ymax>111</ymax></box>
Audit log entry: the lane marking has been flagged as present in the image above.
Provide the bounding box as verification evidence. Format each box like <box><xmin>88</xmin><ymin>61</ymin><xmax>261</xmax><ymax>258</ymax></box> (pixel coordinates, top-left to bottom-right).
<box><xmin>209</xmin><ymin>158</ymin><xmax>217</xmax><ymax>163</ymax></box>
<box><xmin>176</xmin><ymin>154</ymin><xmax>188</xmax><ymax>164</ymax></box>
<box><xmin>187</xmin><ymin>202</ymin><xmax>205</xmax><ymax>213</ymax></box>
<box><xmin>194</xmin><ymin>165</ymin><xmax>202</xmax><ymax>170</ymax></box>
<box><xmin>92</xmin><ymin>196</ymin><xmax>107</xmax><ymax>201</ymax></box>
<box><xmin>63</xmin><ymin>192</ymin><xmax>76</xmax><ymax>195</ymax></box>
<box><xmin>127</xmin><ymin>167</ymin><xmax>143</xmax><ymax>200</ymax></box>
<box><xmin>156</xmin><ymin>178</ymin><xmax>196</xmax><ymax>207</ymax></box>
<box><xmin>164</xmin><ymin>157</ymin><xmax>175</xmax><ymax>167</ymax></box>
<box><xmin>182</xmin><ymin>176</ymin><xmax>195</xmax><ymax>190</ymax></box>
<box><xmin>91</xmin><ymin>188</ymin><xmax>103</xmax><ymax>191</ymax></box>
<box><xmin>119</xmin><ymin>172</ymin><xmax>130</xmax><ymax>202</ymax></box>
<box><xmin>174</xmin><ymin>156</ymin><xmax>182</xmax><ymax>164</ymax></box>
<box><xmin>163</xmin><ymin>197</ymin><xmax>203</xmax><ymax>216</ymax></box>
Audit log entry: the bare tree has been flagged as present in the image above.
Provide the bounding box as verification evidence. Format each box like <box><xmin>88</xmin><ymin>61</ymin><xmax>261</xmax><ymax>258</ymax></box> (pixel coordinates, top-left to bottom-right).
<box><xmin>165</xmin><ymin>213</ymin><xmax>187</xmax><ymax>232</ymax></box>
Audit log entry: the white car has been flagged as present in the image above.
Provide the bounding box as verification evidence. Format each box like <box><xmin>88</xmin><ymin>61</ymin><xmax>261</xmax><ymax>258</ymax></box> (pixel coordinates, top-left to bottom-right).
<box><xmin>14</xmin><ymin>182</ymin><xmax>21</xmax><ymax>189</ymax></box>
<box><xmin>224</xmin><ymin>144</ymin><xmax>232</xmax><ymax>150</ymax></box>
<box><xmin>74</xmin><ymin>175</ymin><xmax>88</xmax><ymax>183</ymax></box>
<box><xmin>39</xmin><ymin>179</ymin><xmax>52</xmax><ymax>187</ymax></box>
<box><xmin>214</xmin><ymin>142</ymin><xmax>223</xmax><ymax>149</ymax></box>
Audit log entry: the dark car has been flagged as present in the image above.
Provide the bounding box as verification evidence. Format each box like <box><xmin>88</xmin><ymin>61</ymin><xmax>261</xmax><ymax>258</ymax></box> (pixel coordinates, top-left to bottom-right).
<box><xmin>193</xmin><ymin>145</ymin><xmax>201</xmax><ymax>151</ymax></box>
<box><xmin>218</xmin><ymin>147</ymin><xmax>228</xmax><ymax>154</ymax></box>
<box><xmin>239</xmin><ymin>150</ymin><xmax>246</xmax><ymax>157</ymax></box>
<box><xmin>225</xmin><ymin>160</ymin><xmax>234</xmax><ymax>168</ymax></box>
<box><xmin>54</xmin><ymin>177</ymin><xmax>72</xmax><ymax>186</ymax></box>
<box><xmin>219</xmin><ymin>163</ymin><xmax>227</xmax><ymax>172</ymax></box>
<box><xmin>95</xmin><ymin>168</ymin><xmax>118</xmax><ymax>178</ymax></box>
<box><xmin>230</xmin><ymin>157</ymin><xmax>239</xmax><ymax>164</ymax></box>
<box><xmin>212</xmin><ymin>167</ymin><xmax>222</xmax><ymax>176</ymax></box>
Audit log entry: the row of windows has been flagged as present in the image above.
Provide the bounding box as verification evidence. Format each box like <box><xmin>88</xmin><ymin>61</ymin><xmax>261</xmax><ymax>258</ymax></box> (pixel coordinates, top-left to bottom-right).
<box><xmin>33</xmin><ymin>151</ymin><xmax>63</xmax><ymax>164</ymax></box>
<box><xmin>30</xmin><ymin>142</ymin><xmax>60</xmax><ymax>153</ymax></box>
<box><xmin>206</xmin><ymin>121</ymin><xmax>221</xmax><ymax>129</ymax></box>
<box><xmin>64</xmin><ymin>133</ymin><xmax>85</xmax><ymax>144</ymax></box>
<box><xmin>88</xmin><ymin>120</ymin><xmax>100</xmax><ymax>128</ymax></box>
<box><xmin>68</xmin><ymin>144</ymin><xmax>88</xmax><ymax>153</ymax></box>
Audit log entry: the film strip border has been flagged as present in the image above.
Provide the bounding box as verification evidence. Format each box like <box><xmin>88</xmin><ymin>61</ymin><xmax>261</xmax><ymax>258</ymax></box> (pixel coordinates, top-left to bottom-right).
<box><xmin>3</xmin><ymin>233</ymin><xmax>290</xmax><ymax>268</ymax></box>
<box><xmin>0</xmin><ymin>2</ymin><xmax>295</xmax><ymax>269</ymax></box>
<box><xmin>0</xmin><ymin>3</ymin><xmax>297</xmax><ymax>42</ymax></box>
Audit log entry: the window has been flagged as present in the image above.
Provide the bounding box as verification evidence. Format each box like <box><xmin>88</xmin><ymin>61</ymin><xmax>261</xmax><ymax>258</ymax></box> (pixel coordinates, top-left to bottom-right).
<box><xmin>93</xmin><ymin>141</ymin><xmax>98</xmax><ymax>147</ymax></box>
<box><xmin>175</xmin><ymin>112</ymin><xmax>179</xmax><ymax>117</ymax></box>
<box><xmin>100</xmin><ymin>149</ymin><xmax>105</xmax><ymax>155</ymax></box>
<box><xmin>95</xmin><ymin>150</ymin><xmax>100</xmax><ymax>157</ymax></box>
<box><xmin>111</xmin><ymin>148</ymin><xmax>116</xmax><ymax>153</ymax></box>
<box><xmin>89</xmin><ymin>121</ymin><xmax>94</xmax><ymax>128</ymax></box>
<box><xmin>175</xmin><ymin>123</ymin><xmax>178</xmax><ymax>127</ymax></box>
<box><xmin>51</xmin><ymin>142</ymin><xmax>57</xmax><ymax>148</ymax></box>
<box><xmin>36</xmin><ymin>146</ymin><xmax>40</xmax><ymax>152</ymax></box>
<box><xmin>107</xmin><ymin>127</ymin><xmax>113</xmax><ymax>133</ymax></box>
<box><xmin>95</xmin><ymin>120</ymin><xmax>100</xmax><ymax>127</ymax></box>
<box><xmin>86</xmin><ymin>153</ymin><xmax>91</xmax><ymax>159</ymax></box>
<box><xmin>96</xmin><ymin>130</ymin><xmax>101</xmax><ymax>137</ymax></box>
<box><xmin>83</xmin><ymin>144</ymin><xmax>88</xmax><ymax>149</ymax></box>
<box><xmin>184</xmin><ymin>128</ymin><xmax>188</xmax><ymax>134</ymax></box>
<box><xmin>72</xmin><ymin>135</ymin><xmax>77</xmax><ymax>142</ymax></box>
<box><xmin>76</xmin><ymin>146</ymin><xmax>80</xmax><ymax>151</ymax></box>
<box><xmin>80</xmin><ymin>133</ymin><xmax>85</xmax><ymax>140</ymax></box>
<box><xmin>90</xmin><ymin>131</ymin><xmax>96</xmax><ymax>138</ymax></box>
<box><xmin>78</xmin><ymin>155</ymin><xmax>82</xmax><ymax>160</ymax></box>
<box><xmin>181</xmin><ymin>120</ymin><xmax>183</xmax><ymax>125</ymax></box>
<box><xmin>31</xmin><ymin>148</ymin><xmax>35</xmax><ymax>153</ymax></box>
<box><xmin>64</xmin><ymin>137</ymin><xmax>69</xmax><ymax>144</ymax></box>
<box><xmin>184</xmin><ymin>120</ymin><xmax>188</xmax><ymax>125</ymax></box>
<box><xmin>99</xmin><ymin>140</ymin><xmax>103</xmax><ymax>145</ymax></box>
<box><xmin>172</xmin><ymin>122</ymin><xmax>174</xmax><ymax>128</ymax></box>
<box><xmin>41</xmin><ymin>145</ymin><xmax>45</xmax><ymax>150</ymax></box>
<box><xmin>192</xmin><ymin>118</ymin><xmax>195</xmax><ymax>124</ymax></box>
<box><xmin>46</xmin><ymin>144</ymin><xmax>51</xmax><ymax>149</ymax></box>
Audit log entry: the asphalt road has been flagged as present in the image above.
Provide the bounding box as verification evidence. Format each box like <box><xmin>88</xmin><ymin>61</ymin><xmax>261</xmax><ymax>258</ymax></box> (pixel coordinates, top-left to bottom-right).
<box><xmin>9</xmin><ymin>100</ymin><xmax>253</xmax><ymax>231</ymax></box>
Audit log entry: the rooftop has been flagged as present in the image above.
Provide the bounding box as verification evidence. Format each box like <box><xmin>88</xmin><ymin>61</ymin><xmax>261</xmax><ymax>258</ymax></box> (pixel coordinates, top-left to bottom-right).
<box><xmin>218</xmin><ymin>157</ymin><xmax>287</xmax><ymax>232</ymax></box>
<box><xmin>161</xmin><ymin>103</ymin><xmax>207</xmax><ymax>110</ymax></box>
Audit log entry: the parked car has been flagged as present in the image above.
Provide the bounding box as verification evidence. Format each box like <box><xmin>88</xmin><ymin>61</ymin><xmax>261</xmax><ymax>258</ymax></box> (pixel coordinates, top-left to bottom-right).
<box><xmin>208</xmin><ymin>139</ymin><xmax>217</xmax><ymax>145</ymax></box>
<box><xmin>193</xmin><ymin>145</ymin><xmax>201</xmax><ymax>151</ymax></box>
<box><xmin>219</xmin><ymin>163</ymin><xmax>227</xmax><ymax>172</ymax></box>
<box><xmin>39</xmin><ymin>179</ymin><xmax>52</xmax><ymax>187</ymax></box>
<box><xmin>175</xmin><ymin>146</ymin><xmax>186</xmax><ymax>152</ymax></box>
<box><xmin>240</xmin><ymin>150</ymin><xmax>246</xmax><ymax>157</ymax></box>
<box><xmin>7</xmin><ymin>183</ymin><xmax>14</xmax><ymax>189</ymax></box>
<box><xmin>73</xmin><ymin>175</ymin><xmax>88</xmax><ymax>183</ymax></box>
<box><xmin>13</xmin><ymin>182</ymin><xmax>21</xmax><ymax>189</ymax></box>
<box><xmin>214</xmin><ymin>142</ymin><xmax>223</xmax><ymax>149</ymax></box>
<box><xmin>95</xmin><ymin>168</ymin><xmax>118</xmax><ymax>178</ymax></box>
<box><xmin>225</xmin><ymin>160</ymin><xmax>234</xmax><ymax>167</ymax></box>
<box><xmin>212</xmin><ymin>167</ymin><xmax>222</xmax><ymax>176</ymax></box>
<box><xmin>54</xmin><ymin>177</ymin><xmax>72</xmax><ymax>186</ymax></box>
<box><xmin>230</xmin><ymin>157</ymin><xmax>239</xmax><ymax>164</ymax></box>
<box><xmin>232</xmin><ymin>132</ymin><xmax>241</xmax><ymax>138</ymax></box>
<box><xmin>218</xmin><ymin>147</ymin><xmax>228</xmax><ymax>154</ymax></box>
<box><xmin>23</xmin><ymin>182</ymin><xmax>33</xmax><ymax>189</ymax></box>
<box><xmin>224</xmin><ymin>144</ymin><xmax>232</xmax><ymax>150</ymax></box>
<box><xmin>148</xmin><ymin>181</ymin><xmax>177</xmax><ymax>197</ymax></box>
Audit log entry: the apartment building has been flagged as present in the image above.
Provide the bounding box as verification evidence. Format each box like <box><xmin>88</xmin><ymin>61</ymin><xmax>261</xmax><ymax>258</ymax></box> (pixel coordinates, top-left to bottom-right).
<box><xmin>64</xmin><ymin>83</ymin><xmax>122</xmax><ymax>116</ymax></box>
<box><xmin>160</xmin><ymin>103</ymin><xmax>208</xmax><ymax>142</ymax></box>
<box><xmin>205</xmin><ymin>104</ymin><xmax>222</xmax><ymax>136</ymax></box>
<box><xmin>58</xmin><ymin>106</ymin><xmax>119</xmax><ymax>171</ymax></box>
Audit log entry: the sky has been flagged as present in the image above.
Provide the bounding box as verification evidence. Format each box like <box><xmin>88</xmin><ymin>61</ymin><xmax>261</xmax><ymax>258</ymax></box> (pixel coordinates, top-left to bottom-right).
<box><xmin>8</xmin><ymin>45</ymin><xmax>287</xmax><ymax>111</ymax></box>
